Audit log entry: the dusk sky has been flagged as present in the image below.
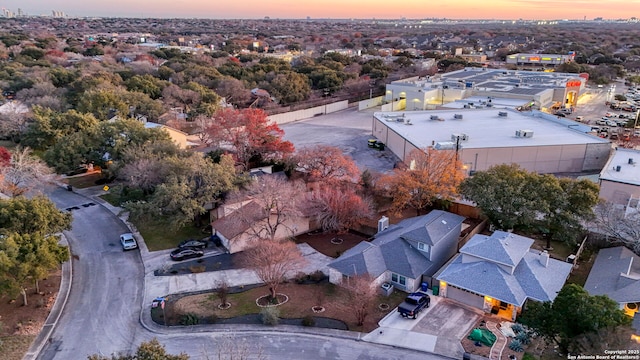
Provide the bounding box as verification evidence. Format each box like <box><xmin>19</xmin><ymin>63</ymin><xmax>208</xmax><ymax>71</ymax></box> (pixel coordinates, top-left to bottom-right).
<box><xmin>3</xmin><ymin>0</ymin><xmax>639</xmax><ymax>20</ymax></box>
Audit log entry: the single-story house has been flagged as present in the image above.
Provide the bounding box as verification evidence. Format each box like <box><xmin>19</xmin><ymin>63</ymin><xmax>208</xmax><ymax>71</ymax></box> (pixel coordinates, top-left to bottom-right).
<box><xmin>328</xmin><ymin>210</ymin><xmax>465</xmax><ymax>293</ymax></box>
<box><xmin>584</xmin><ymin>246</ymin><xmax>640</xmax><ymax>319</ymax></box>
<box><xmin>435</xmin><ymin>231</ymin><xmax>573</xmax><ymax>320</ymax></box>
<box><xmin>211</xmin><ymin>198</ymin><xmax>312</xmax><ymax>254</ymax></box>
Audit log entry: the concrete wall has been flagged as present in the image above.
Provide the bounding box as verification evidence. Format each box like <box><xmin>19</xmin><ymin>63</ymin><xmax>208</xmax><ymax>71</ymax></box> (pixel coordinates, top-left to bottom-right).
<box><xmin>359</xmin><ymin>96</ymin><xmax>384</xmax><ymax>110</ymax></box>
<box><xmin>583</xmin><ymin>143</ymin><xmax>613</xmax><ymax>171</ymax></box>
<box><xmin>268</xmin><ymin>100</ymin><xmax>348</xmax><ymax>125</ymax></box>
<box><xmin>600</xmin><ymin>179</ymin><xmax>640</xmax><ymax>205</ymax></box>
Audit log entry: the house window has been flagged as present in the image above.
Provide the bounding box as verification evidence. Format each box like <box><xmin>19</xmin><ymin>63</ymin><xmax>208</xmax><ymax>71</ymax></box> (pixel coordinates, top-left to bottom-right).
<box><xmin>417</xmin><ymin>242</ymin><xmax>429</xmax><ymax>253</ymax></box>
<box><xmin>391</xmin><ymin>273</ymin><xmax>406</xmax><ymax>286</ymax></box>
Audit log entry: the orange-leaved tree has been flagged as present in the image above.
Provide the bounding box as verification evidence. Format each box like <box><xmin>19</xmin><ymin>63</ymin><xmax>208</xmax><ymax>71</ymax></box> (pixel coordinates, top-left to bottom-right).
<box><xmin>294</xmin><ymin>145</ymin><xmax>360</xmax><ymax>184</ymax></box>
<box><xmin>204</xmin><ymin>108</ymin><xmax>294</xmax><ymax>167</ymax></box>
<box><xmin>378</xmin><ymin>148</ymin><xmax>463</xmax><ymax>215</ymax></box>
<box><xmin>309</xmin><ymin>185</ymin><xmax>374</xmax><ymax>241</ymax></box>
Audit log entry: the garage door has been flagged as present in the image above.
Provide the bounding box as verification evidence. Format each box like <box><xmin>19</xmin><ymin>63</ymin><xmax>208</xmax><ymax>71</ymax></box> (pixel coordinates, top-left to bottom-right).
<box><xmin>446</xmin><ymin>285</ymin><xmax>484</xmax><ymax>309</ymax></box>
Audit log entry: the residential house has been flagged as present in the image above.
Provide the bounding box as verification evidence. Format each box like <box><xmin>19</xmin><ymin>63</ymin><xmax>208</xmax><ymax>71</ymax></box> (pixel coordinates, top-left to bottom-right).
<box><xmin>143</xmin><ymin>122</ymin><xmax>189</xmax><ymax>149</ymax></box>
<box><xmin>211</xmin><ymin>186</ymin><xmax>312</xmax><ymax>254</ymax></box>
<box><xmin>328</xmin><ymin>210</ymin><xmax>465</xmax><ymax>293</ymax></box>
<box><xmin>435</xmin><ymin>231</ymin><xmax>573</xmax><ymax>321</ymax></box>
<box><xmin>584</xmin><ymin>246</ymin><xmax>640</xmax><ymax>320</ymax></box>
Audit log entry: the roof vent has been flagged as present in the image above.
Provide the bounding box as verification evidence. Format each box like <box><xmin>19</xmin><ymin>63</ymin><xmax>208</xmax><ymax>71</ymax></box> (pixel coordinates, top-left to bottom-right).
<box><xmin>629</xmin><ymin>158</ymin><xmax>635</xmax><ymax>165</ymax></box>
<box><xmin>498</xmin><ymin>111</ymin><xmax>508</xmax><ymax>117</ymax></box>
<box><xmin>616</xmin><ymin>165</ymin><xmax>622</xmax><ymax>172</ymax></box>
<box><xmin>515</xmin><ymin>129</ymin><xmax>534</xmax><ymax>138</ymax></box>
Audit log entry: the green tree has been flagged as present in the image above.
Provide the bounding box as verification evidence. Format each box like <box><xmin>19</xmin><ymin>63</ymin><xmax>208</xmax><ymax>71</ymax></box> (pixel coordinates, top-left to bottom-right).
<box><xmin>88</xmin><ymin>338</ymin><xmax>189</xmax><ymax>360</ymax></box>
<box><xmin>125</xmin><ymin>74</ymin><xmax>168</xmax><ymax>100</ymax></box>
<box><xmin>76</xmin><ymin>88</ymin><xmax>130</xmax><ymax>121</ymax></box>
<box><xmin>0</xmin><ymin>195</ymin><xmax>72</xmax><ymax>236</ymax></box>
<box><xmin>266</xmin><ymin>71</ymin><xmax>310</xmax><ymax>104</ymax></box>
<box><xmin>22</xmin><ymin>107</ymin><xmax>99</xmax><ymax>151</ymax></box>
<box><xmin>126</xmin><ymin>154</ymin><xmax>237</xmax><ymax>229</ymax></box>
<box><xmin>519</xmin><ymin>284</ymin><xmax>631</xmax><ymax>355</ymax></box>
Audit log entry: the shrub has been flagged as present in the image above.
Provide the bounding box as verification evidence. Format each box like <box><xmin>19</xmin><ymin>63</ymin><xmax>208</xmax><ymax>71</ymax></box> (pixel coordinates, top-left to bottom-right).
<box><xmin>511</xmin><ymin>323</ymin><xmax>525</xmax><ymax>334</ymax></box>
<box><xmin>301</xmin><ymin>315</ymin><xmax>315</xmax><ymax>327</ymax></box>
<box><xmin>515</xmin><ymin>332</ymin><xmax>531</xmax><ymax>345</ymax></box>
<box><xmin>310</xmin><ymin>270</ymin><xmax>326</xmax><ymax>283</ymax></box>
<box><xmin>260</xmin><ymin>307</ymin><xmax>280</xmax><ymax>326</ymax></box>
<box><xmin>508</xmin><ymin>339</ymin><xmax>524</xmax><ymax>352</ymax></box>
<box><xmin>294</xmin><ymin>272</ymin><xmax>308</xmax><ymax>284</ymax></box>
<box><xmin>180</xmin><ymin>313</ymin><xmax>200</xmax><ymax>325</ymax></box>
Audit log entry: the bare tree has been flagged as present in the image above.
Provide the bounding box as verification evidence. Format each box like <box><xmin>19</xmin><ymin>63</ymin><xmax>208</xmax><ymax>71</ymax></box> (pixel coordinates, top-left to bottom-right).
<box><xmin>0</xmin><ymin>147</ymin><xmax>59</xmax><ymax>197</ymax></box>
<box><xmin>215</xmin><ymin>279</ymin><xmax>230</xmax><ymax>308</ymax></box>
<box><xmin>0</xmin><ymin>110</ymin><xmax>29</xmax><ymax>142</ymax></box>
<box><xmin>593</xmin><ymin>201</ymin><xmax>640</xmax><ymax>253</ymax></box>
<box><xmin>341</xmin><ymin>274</ymin><xmax>377</xmax><ymax>327</ymax></box>
<box><xmin>240</xmin><ymin>240</ymin><xmax>306</xmax><ymax>301</ymax></box>
<box><xmin>229</xmin><ymin>176</ymin><xmax>307</xmax><ymax>241</ymax></box>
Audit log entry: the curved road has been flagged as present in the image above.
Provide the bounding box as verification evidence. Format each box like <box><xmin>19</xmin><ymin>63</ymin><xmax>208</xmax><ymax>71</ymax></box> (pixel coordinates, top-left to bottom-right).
<box><xmin>37</xmin><ymin>187</ymin><xmax>446</xmax><ymax>360</ymax></box>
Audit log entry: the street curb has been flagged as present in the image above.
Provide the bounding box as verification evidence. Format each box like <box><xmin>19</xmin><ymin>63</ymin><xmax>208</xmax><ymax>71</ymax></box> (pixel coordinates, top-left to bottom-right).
<box><xmin>23</xmin><ymin>233</ymin><xmax>73</xmax><ymax>360</ymax></box>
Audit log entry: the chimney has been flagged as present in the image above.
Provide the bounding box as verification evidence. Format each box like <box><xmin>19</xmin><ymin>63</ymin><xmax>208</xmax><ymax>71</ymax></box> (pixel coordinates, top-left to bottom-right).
<box><xmin>377</xmin><ymin>216</ymin><xmax>389</xmax><ymax>233</ymax></box>
<box><xmin>539</xmin><ymin>250</ymin><xmax>550</xmax><ymax>267</ymax></box>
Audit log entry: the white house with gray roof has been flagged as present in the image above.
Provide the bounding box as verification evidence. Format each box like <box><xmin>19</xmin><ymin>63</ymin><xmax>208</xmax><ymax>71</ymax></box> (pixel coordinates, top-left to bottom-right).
<box><xmin>584</xmin><ymin>246</ymin><xmax>640</xmax><ymax>321</ymax></box>
<box><xmin>435</xmin><ymin>231</ymin><xmax>573</xmax><ymax>320</ymax></box>
<box><xmin>328</xmin><ymin>210</ymin><xmax>464</xmax><ymax>293</ymax></box>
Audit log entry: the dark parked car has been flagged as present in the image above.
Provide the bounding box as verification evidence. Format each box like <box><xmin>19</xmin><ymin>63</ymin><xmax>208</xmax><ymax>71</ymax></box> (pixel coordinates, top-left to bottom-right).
<box><xmin>170</xmin><ymin>248</ymin><xmax>204</xmax><ymax>261</ymax></box>
<box><xmin>178</xmin><ymin>239</ymin><xmax>208</xmax><ymax>250</ymax></box>
<box><xmin>398</xmin><ymin>292</ymin><xmax>430</xmax><ymax>319</ymax></box>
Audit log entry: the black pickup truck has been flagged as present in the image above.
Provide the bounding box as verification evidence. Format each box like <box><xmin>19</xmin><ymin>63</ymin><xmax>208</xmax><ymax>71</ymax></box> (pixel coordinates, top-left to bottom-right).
<box><xmin>397</xmin><ymin>292</ymin><xmax>430</xmax><ymax>319</ymax></box>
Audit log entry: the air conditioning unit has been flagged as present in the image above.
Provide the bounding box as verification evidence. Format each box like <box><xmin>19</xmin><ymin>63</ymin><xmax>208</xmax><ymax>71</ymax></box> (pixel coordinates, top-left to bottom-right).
<box><xmin>463</xmin><ymin>104</ymin><xmax>471</xmax><ymax>109</ymax></box>
<box><xmin>454</xmin><ymin>114</ymin><xmax>463</xmax><ymax>119</ymax></box>
<box><xmin>498</xmin><ymin>111</ymin><xmax>508</xmax><ymax>117</ymax></box>
<box><xmin>515</xmin><ymin>129</ymin><xmax>534</xmax><ymax>138</ymax></box>
<box><xmin>451</xmin><ymin>133</ymin><xmax>469</xmax><ymax>141</ymax></box>
<box><xmin>430</xmin><ymin>115</ymin><xmax>439</xmax><ymax>120</ymax></box>
<box><xmin>434</xmin><ymin>141</ymin><xmax>455</xmax><ymax>150</ymax></box>
<box><xmin>404</xmin><ymin>118</ymin><xmax>412</xmax><ymax>125</ymax></box>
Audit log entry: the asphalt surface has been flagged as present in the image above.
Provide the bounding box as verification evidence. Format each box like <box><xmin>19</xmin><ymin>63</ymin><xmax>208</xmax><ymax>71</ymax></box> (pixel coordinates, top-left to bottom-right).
<box><xmin>281</xmin><ymin>107</ymin><xmax>399</xmax><ymax>173</ymax></box>
<box><xmin>37</xmin><ymin>187</ymin><xmax>145</xmax><ymax>359</ymax></box>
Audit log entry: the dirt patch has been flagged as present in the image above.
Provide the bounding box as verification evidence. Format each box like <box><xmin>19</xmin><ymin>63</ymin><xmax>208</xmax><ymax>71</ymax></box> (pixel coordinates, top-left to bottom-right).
<box><xmin>294</xmin><ymin>231</ymin><xmax>370</xmax><ymax>258</ymax></box>
<box><xmin>0</xmin><ymin>268</ymin><xmax>61</xmax><ymax>359</ymax></box>
<box><xmin>461</xmin><ymin>318</ymin><xmax>522</xmax><ymax>360</ymax></box>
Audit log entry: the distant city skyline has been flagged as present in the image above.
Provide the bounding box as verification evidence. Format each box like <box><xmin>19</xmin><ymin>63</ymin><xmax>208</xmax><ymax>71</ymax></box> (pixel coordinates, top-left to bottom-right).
<box><xmin>2</xmin><ymin>0</ymin><xmax>638</xmax><ymax>20</ymax></box>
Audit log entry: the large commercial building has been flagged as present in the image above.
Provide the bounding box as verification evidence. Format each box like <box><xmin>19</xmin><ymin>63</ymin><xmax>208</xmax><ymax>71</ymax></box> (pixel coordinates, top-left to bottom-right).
<box><xmin>599</xmin><ymin>148</ymin><xmax>640</xmax><ymax>206</ymax></box>
<box><xmin>505</xmin><ymin>53</ymin><xmax>575</xmax><ymax>66</ymax></box>
<box><xmin>371</xmin><ymin>108</ymin><xmax>611</xmax><ymax>174</ymax></box>
<box><xmin>384</xmin><ymin>68</ymin><xmax>587</xmax><ymax>112</ymax></box>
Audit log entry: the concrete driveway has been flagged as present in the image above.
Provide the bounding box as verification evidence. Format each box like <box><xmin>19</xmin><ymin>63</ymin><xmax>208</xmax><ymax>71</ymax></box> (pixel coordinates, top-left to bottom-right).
<box><xmin>363</xmin><ymin>295</ymin><xmax>481</xmax><ymax>358</ymax></box>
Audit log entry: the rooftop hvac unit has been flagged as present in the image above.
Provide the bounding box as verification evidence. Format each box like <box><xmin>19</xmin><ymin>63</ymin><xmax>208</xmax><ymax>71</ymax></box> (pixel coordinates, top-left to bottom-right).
<box><xmin>404</xmin><ymin>118</ymin><xmax>412</xmax><ymax>125</ymax></box>
<box><xmin>434</xmin><ymin>141</ymin><xmax>455</xmax><ymax>150</ymax></box>
<box><xmin>454</xmin><ymin>114</ymin><xmax>463</xmax><ymax>119</ymax></box>
<box><xmin>430</xmin><ymin>115</ymin><xmax>439</xmax><ymax>120</ymax></box>
<box><xmin>515</xmin><ymin>129</ymin><xmax>534</xmax><ymax>138</ymax></box>
<box><xmin>463</xmin><ymin>104</ymin><xmax>471</xmax><ymax>109</ymax></box>
<box><xmin>451</xmin><ymin>133</ymin><xmax>469</xmax><ymax>141</ymax></box>
<box><xmin>498</xmin><ymin>111</ymin><xmax>508</xmax><ymax>117</ymax></box>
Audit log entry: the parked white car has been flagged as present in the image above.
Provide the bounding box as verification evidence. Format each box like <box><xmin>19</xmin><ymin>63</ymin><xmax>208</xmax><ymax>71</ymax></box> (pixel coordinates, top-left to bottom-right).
<box><xmin>120</xmin><ymin>233</ymin><xmax>138</xmax><ymax>251</ymax></box>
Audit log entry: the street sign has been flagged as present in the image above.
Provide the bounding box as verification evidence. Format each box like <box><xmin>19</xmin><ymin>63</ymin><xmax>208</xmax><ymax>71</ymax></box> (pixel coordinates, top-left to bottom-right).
<box><xmin>103</xmin><ymin>185</ymin><xmax>109</xmax><ymax>191</ymax></box>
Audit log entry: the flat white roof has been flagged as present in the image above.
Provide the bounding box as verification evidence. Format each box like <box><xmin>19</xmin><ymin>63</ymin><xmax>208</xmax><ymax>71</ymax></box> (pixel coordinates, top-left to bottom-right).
<box><xmin>374</xmin><ymin>108</ymin><xmax>610</xmax><ymax>150</ymax></box>
<box><xmin>442</xmin><ymin>96</ymin><xmax>530</xmax><ymax>109</ymax></box>
<box><xmin>600</xmin><ymin>148</ymin><xmax>640</xmax><ymax>186</ymax></box>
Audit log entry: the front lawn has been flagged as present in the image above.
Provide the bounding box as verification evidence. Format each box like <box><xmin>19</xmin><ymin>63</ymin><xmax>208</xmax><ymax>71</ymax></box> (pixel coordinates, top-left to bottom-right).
<box><xmin>158</xmin><ymin>282</ymin><xmax>407</xmax><ymax>332</ymax></box>
<box><xmin>136</xmin><ymin>219</ymin><xmax>206</xmax><ymax>251</ymax></box>
<box><xmin>64</xmin><ymin>173</ymin><xmax>105</xmax><ymax>189</ymax></box>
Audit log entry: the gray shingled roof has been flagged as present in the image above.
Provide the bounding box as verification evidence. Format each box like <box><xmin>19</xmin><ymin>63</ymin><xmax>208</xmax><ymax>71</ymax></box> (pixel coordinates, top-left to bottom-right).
<box><xmin>437</xmin><ymin>248</ymin><xmax>572</xmax><ymax>306</ymax></box>
<box><xmin>327</xmin><ymin>241</ymin><xmax>386</xmax><ymax>278</ymax></box>
<box><xmin>584</xmin><ymin>246</ymin><xmax>640</xmax><ymax>304</ymax></box>
<box><xmin>460</xmin><ymin>231</ymin><xmax>533</xmax><ymax>267</ymax></box>
<box><xmin>329</xmin><ymin>210</ymin><xmax>464</xmax><ymax>280</ymax></box>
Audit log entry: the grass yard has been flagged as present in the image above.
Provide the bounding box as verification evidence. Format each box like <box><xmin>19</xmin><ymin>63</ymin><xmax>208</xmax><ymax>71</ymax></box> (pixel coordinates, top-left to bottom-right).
<box><xmin>64</xmin><ymin>173</ymin><xmax>105</xmax><ymax>189</ymax></box>
<box><xmin>136</xmin><ymin>220</ymin><xmax>206</xmax><ymax>251</ymax></box>
<box><xmin>1</xmin><ymin>335</ymin><xmax>36</xmax><ymax>360</ymax></box>
<box><xmin>161</xmin><ymin>282</ymin><xmax>407</xmax><ymax>332</ymax></box>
